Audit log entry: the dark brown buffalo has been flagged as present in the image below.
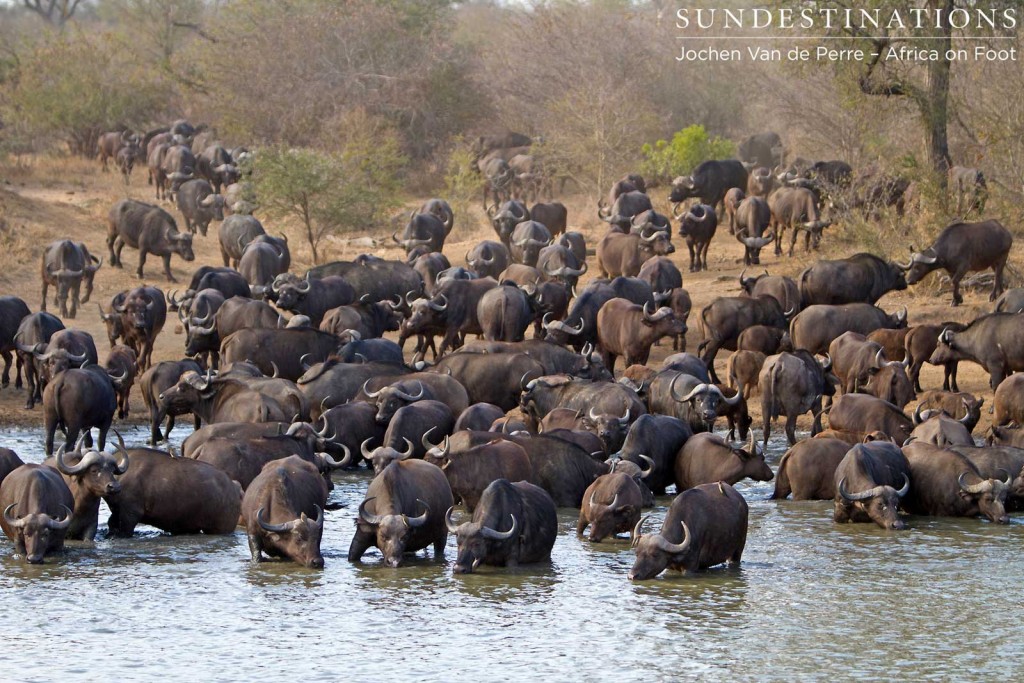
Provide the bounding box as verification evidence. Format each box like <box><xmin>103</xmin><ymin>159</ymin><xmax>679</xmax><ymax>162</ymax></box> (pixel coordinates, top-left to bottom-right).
<box><xmin>798</xmin><ymin>253</ymin><xmax>908</xmax><ymax>307</ymax></box>
<box><xmin>669</xmin><ymin>160</ymin><xmax>748</xmax><ymax>213</ymax></box>
<box><xmin>746</xmin><ymin>166</ymin><xmax>775</xmax><ymax>198</ymax></box>
<box><xmin>993</xmin><ymin>374</ymin><xmax>1024</xmax><ymax>426</ymax></box>
<box><xmin>612</xmin><ymin>414</ymin><xmax>692</xmax><ymax>496</ymax></box>
<box><xmin>159</xmin><ymin>370</ymin><xmax>304</xmax><ymax>425</ymax></box>
<box><xmin>790</xmin><ymin>303</ymin><xmax>907</xmax><ymax>356</ymax></box>
<box><xmin>598</xmin><ymin>190</ymin><xmax>653</xmax><ymax>232</ymax></box>
<box><xmin>476</xmin><ymin>283</ymin><xmax>534</xmax><ymax>342</ymax></box>
<box><xmin>723</xmin><ymin>187</ymin><xmax>744</xmax><ymax>234</ymax></box>
<box><xmin>674</xmin><ymin>432</ymin><xmax>772</xmax><ymax>491</ymax></box>
<box><xmin>14</xmin><ymin>312</ymin><xmax>64</xmax><ymax>409</ymax></box>
<box><xmin>297</xmin><ymin>360</ymin><xmax>406</xmax><ymax>418</ymax></box>
<box><xmin>187</xmin><ymin>296</ymin><xmax>281</xmax><ymax>369</ymax></box>
<box><xmin>107</xmin><ymin>448</ymin><xmax>241</xmax><ymax>536</ymax></box>
<box><xmin>518</xmin><ymin>375</ymin><xmax>646</xmax><ymax>429</ymax></box>
<box><xmin>42</xmin><ymin>364</ymin><xmax>118</xmax><ymax>456</ymax></box>
<box><xmin>394</xmin><ymin>212</ymin><xmax>447</xmax><ymax>256</ymax></box>
<box><xmin>107</xmin><ymin>199</ymin><xmax>195</xmax><ymax>282</ymax></box>
<box><xmin>0</xmin><ymin>449</ymin><xmax>24</xmax><ymax>489</ymax></box>
<box><xmin>139</xmin><ymin>359</ymin><xmax>203</xmax><ymax>444</ymax></box>
<box><xmin>218</xmin><ymin>214</ymin><xmax>265</xmax><ymax>267</ymax></box>
<box><xmin>362</xmin><ymin>373</ymin><xmax>469</xmax><ymax>424</ymax></box>
<box><xmin>221</xmin><ymin>327</ymin><xmax>340</xmax><ymax>382</ymax></box>
<box><xmin>432</xmin><ymin>352</ymin><xmax>544</xmax><ymax>412</ymax></box>
<box><xmin>506</xmin><ymin>433</ymin><xmax>607</xmax><ymax>507</ymax></box>
<box><xmin>192</xmin><ymin>434</ymin><xmax>347</xmax><ymax>491</ymax></box>
<box><xmin>986</xmin><ymin>425</ymin><xmax>1024</xmax><ymax>449</ymax></box>
<box><xmin>47</xmin><ymin>436</ymin><xmax>129</xmax><ymax>540</ymax></box>
<box><xmin>447</xmin><ymin>478</ymin><xmax>556</xmax><ymax>574</ymax></box>
<box><xmin>953</xmin><ymin>445</ymin><xmax>1024</xmax><ymax>510</ymax></box>
<box><xmin>176</xmin><ymin>178</ymin><xmax>224</xmax><ymax>236</ymax></box>
<box><xmin>732</xmin><ymin>196</ymin><xmax>775</xmax><ymax>265</ymax></box>
<box><xmin>455</xmin><ymin>339</ymin><xmax>611</xmax><ymax>382</ymax></box>
<box><xmin>772</xmin><ymin>438</ymin><xmax>850</xmax><ymax>500</ymax></box>
<box><xmin>759</xmin><ymin>351</ymin><xmax>834</xmax><ymax>445</ymax></box>
<box><xmin>674</xmin><ymin>203</ymin><xmax>717</xmax><ymax>272</ymax></box>
<box><xmin>242</xmin><ymin>455</ymin><xmax>329</xmax><ymax>567</ymax></box>
<box><xmin>104</xmin><ymin>344</ymin><xmax>136</xmax><ymax>419</ymax></box>
<box><xmin>628</xmin><ymin>482</ymin><xmax>748</xmax><ymax>580</ymax></box>
<box><xmin>906</xmin><ymin>323</ymin><xmax>966</xmax><ymax>392</ymax></box>
<box><xmin>596</xmin><ymin>299</ymin><xmax>682</xmax><ymax>373</ymax></box>
<box><xmin>382</xmin><ymin>401</ymin><xmax>455</xmax><ymax>460</ymax></box>
<box><xmin>113</xmin><ymin>286</ymin><xmax>166</xmax><ymax>371</ymax></box>
<box><xmin>866</xmin><ymin>327</ymin><xmax>909</xmax><ymax>363</ymax></box>
<box><xmin>40</xmin><ymin>240</ymin><xmax>100</xmax><ymax>319</ymax></box>
<box><xmin>542</xmin><ymin>282</ymin><xmax>615</xmax><ymax>352</ymax></box>
<box><xmin>935</xmin><ymin>313</ymin><xmax>1024</xmax><ymax>389</ymax></box>
<box><xmin>349</xmin><ymin>459</ymin><xmax>453</xmax><ymax>567</ymax></box>
<box><xmin>909</xmin><ymin>407</ymin><xmax>974</xmax><ymax>447</ymax></box>
<box><xmin>829</xmin><ymin>332</ymin><xmax>914</xmax><ymax>408</ymax></box>
<box><xmin>739</xmin><ymin>270</ymin><xmax>800</xmax><ymax>314</ymax></box>
<box><xmin>899</xmin><ymin>220</ymin><xmax>1012</xmax><ymax>306</ymax></box>
<box><xmin>698</xmin><ymin>295</ymin><xmax>788</xmax><ymax>381</ymax></box>
<box><xmin>530</xmin><ymin>202</ymin><xmax>567</xmax><ymax>238</ymax></box>
<box><xmin>827</xmin><ymin>393</ymin><xmax>913</xmax><ymax>444</ymax></box>
<box><xmin>465</xmin><ymin>241</ymin><xmax>510</xmax><ymax>281</ymax></box>
<box><xmin>454</xmin><ymin>403</ymin><xmax>506</xmax><ymax>432</ymax></box>
<box><xmin>916</xmin><ymin>390</ymin><xmax>983</xmax><ymax>432</ymax></box>
<box><xmin>576</xmin><ymin>472</ymin><xmax>643</xmax><ymax>543</ymax></box>
<box><xmin>426</xmin><ymin>434</ymin><xmax>533</xmax><ymax>513</ymax></box>
<box><xmin>992</xmin><ymin>288</ymin><xmax>1024</xmax><ymax>314</ymax></box>
<box><xmin>272</xmin><ymin>275</ymin><xmax>356</xmax><ymax>327</ymax></box>
<box><xmin>0</xmin><ymin>296</ymin><xmax>31</xmax><ymax>390</ymax></box>
<box><xmin>737</xmin><ymin>325</ymin><xmax>791</xmax><ymax>355</ymax></box>
<box><xmin>903</xmin><ymin>442</ymin><xmax>1010</xmax><ymax>524</ymax></box>
<box><xmin>0</xmin><ymin>464</ymin><xmax>74</xmax><ymax>563</ymax></box>
<box><xmin>596</xmin><ymin>229</ymin><xmax>674</xmax><ymax>278</ymax></box>
<box><xmin>833</xmin><ymin>441</ymin><xmax>910</xmax><ymax>529</ymax></box>
<box><xmin>768</xmin><ymin>185</ymin><xmax>831</xmax><ymax>256</ymax></box>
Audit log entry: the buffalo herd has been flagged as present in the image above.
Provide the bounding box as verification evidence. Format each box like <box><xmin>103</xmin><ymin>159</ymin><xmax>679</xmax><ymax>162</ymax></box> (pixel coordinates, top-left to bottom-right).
<box><xmin>0</xmin><ymin>125</ymin><xmax>1019</xmax><ymax>582</ymax></box>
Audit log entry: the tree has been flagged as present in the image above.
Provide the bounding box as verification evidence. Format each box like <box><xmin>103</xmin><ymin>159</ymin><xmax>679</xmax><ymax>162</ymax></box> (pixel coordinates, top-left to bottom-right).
<box><xmin>22</xmin><ymin>0</ymin><xmax>83</xmax><ymax>28</ymax></box>
<box><xmin>1</xmin><ymin>30</ymin><xmax>172</xmax><ymax>155</ymax></box>
<box><xmin>639</xmin><ymin>125</ymin><xmax>736</xmax><ymax>185</ymax></box>
<box><xmin>253</xmin><ymin>114</ymin><xmax>406</xmax><ymax>265</ymax></box>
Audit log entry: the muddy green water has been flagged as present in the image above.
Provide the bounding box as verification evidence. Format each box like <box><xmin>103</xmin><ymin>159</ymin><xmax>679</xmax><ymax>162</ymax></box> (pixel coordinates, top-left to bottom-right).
<box><xmin>0</xmin><ymin>425</ymin><xmax>1019</xmax><ymax>681</ymax></box>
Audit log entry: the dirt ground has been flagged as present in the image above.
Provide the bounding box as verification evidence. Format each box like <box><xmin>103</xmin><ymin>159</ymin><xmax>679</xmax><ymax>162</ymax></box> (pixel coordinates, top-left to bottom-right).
<box><xmin>0</xmin><ymin>156</ymin><xmax>1006</xmax><ymax>436</ymax></box>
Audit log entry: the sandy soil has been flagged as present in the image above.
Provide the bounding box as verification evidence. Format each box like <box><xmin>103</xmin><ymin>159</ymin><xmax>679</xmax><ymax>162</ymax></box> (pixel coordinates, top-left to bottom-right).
<box><xmin>0</xmin><ymin>156</ymin><xmax>1006</xmax><ymax>436</ymax></box>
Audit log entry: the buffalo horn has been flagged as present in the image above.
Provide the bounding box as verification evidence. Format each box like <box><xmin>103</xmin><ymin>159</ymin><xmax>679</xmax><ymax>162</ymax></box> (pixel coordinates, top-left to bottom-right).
<box><xmin>405</xmin><ymin>499</ymin><xmax>430</xmax><ymax>528</ymax></box>
<box><xmin>256</xmin><ymin>507</ymin><xmax>296</xmax><ymax>533</ymax></box>
<box><xmin>362</xmin><ymin>380</ymin><xmax>383</xmax><ymax>399</ymax></box>
<box><xmin>480</xmin><ymin>513</ymin><xmax>518</xmax><ymax>541</ymax></box>
<box><xmin>358</xmin><ymin>498</ymin><xmax>383</xmax><ymax>525</ymax></box>
<box><xmin>652</xmin><ymin>521</ymin><xmax>692</xmax><ymax>555</ymax></box>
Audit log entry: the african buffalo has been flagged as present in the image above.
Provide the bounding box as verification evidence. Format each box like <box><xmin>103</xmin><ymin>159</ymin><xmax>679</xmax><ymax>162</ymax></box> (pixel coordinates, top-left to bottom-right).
<box><xmin>833</xmin><ymin>441</ymin><xmax>910</xmax><ymax>529</ymax></box>
<box><xmin>107</xmin><ymin>199</ymin><xmax>195</xmax><ymax>282</ymax></box>
<box><xmin>0</xmin><ymin>464</ymin><xmax>74</xmax><ymax>563</ymax></box>
<box><xmin>772</xmin><ymin>438</ymin><xmax>850</xmax><ymax>500</ymax></box>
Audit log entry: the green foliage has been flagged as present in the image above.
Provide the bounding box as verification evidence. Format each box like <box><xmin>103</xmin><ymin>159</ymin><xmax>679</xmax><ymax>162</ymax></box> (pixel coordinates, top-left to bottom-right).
<box><xmin>1</xmin><ymin>30</ymin><xmax>172</xmax><ymax>155</ymax></box>
<box><xmin>253</xmin><ymin>114</ymin><xmax>406</xmax><ymax>265</ymax></box>
<box><xmin>639</xmin><ymin>125</ymin><xmax>736</xmax><ymax>184</ymax></box>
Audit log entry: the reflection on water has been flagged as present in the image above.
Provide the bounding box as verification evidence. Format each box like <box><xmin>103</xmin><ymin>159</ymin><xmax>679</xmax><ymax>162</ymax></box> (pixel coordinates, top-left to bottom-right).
<box><xmin>0</xmin><ymin>425</ymin><xmax>1021</xmax><ymax>679</ymax></box>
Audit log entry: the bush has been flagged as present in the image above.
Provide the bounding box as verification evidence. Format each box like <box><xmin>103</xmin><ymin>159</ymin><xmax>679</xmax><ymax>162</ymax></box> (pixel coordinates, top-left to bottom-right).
<box><xmin>639</xmin><ymin>125</ymin><xmax>736</xmax><ymax>185</ymax></box>
<box><xmin>253</xmin><ymin>113</ymin><xmax>406</xmax><ymax>265</ymax></box>
<box><xmin>1</xmin><ymin>30</ymin><xmax>172</xmax><ymax>156</ymax></box>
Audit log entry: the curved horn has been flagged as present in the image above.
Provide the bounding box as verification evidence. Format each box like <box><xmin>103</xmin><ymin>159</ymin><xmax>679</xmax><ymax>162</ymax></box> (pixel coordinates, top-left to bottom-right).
<box><xmin>670</xmin><ymin>375</ymin><xmax>709</xmax><ymax>403</ymax></box>
<box><xmin>958</xmin><ymin>399</ymin><xmax>972</xmax><ymax>425</ymax></box>
<box><xmin>445</xmin><ymin>506</ymin><xmax>460</xmax><ymax>532</ymax></box>
<box><xmin>895</xmin><ymin>473</ymin><xmax>910</xmax><ymax>498</ymax></box>
<box><xmin>405</xmin><ymin>499</ymin><xmax>430</xmax><ymax>528</ymax></box>
<box><xmin>637</xmin><ymin>454</ymin><xmax>655</xmax><ymax>479</ymax></box>
<box><xmin>358</xmin><ymin>498</ymin><xmax>383</xmax><ymax>525</ymax></box>
<box><xmin>652</xmin><ymin>521</ymin><xmax>692</xmax><ymax>555</ymax></box>
<box><xmin>397</xmin><ymin>438</ymin><xmax>415</xmax><ymax>459</ymax></box>
<box><xmin>362</xmin><ymin>380</ymin><xmax>383</xmax><ymax>399</ymax></box>
<box><xmin>2</xmin><ymin>504</ymin><xmax>24</xmax><ymax>529</ymax></box>
<box><xmin>45</xmin><ymin>505</ymin><xmax>73</xmax><ymax>531</ymax></box>
<box><xmin>913</xmin><ymin>403</ymin><xmax>925</xmax><ymax>425</ymax></box>
<box><xmin>319</xmin><ymin>446</ymin><xmax>351</xmax><ymax>470</ymax></box>
<box><xmin>958</xmin><ymin>471</ymin><xmax>992</xmax><ymax>495</ymax></box>
<box><xmin>480</xmin><ymin>513</ymin><xmax>518</xmax><ymax>541</ymax></box>
<box><xmin>392</xmin><ymin>381</ymin><xmax>425</xmax><ymax>402</ymax></box>
<box><xmin>428</xmin><ymin>294</ymin><xmax>448</xmax><ymax>311</ymax></box>
<box><xmin>838</xmin><ymin>477</ymin><xmax>882</xmax><ymax>501</ymax></box>
<box><xmin>256</xmin><ymin>507</ymin><xmax>296</xmax><ymax>533</ymax></box>
<box><xmin>360</xmin><ymin>438</ymin><xmax>375</xmax><ymax>460</ymax></box>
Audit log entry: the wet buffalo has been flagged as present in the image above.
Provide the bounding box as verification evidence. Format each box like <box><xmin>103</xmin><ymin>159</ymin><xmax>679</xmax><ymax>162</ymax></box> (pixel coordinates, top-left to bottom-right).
<box><xmin>576</xmin><ymin>472</ymin><xmax>643</xmax><ymax>543</ymax></box>
<box><xmin>242</xmin><ymin>456</ymin><xmax>328</xmax><ymax>568</ymax></box>
<box><xmin>833</xmin><ymin>441</ymin><xmax>910</xmax><ymax>529</ymax></box>
<box><xmin>674</xmin><ymin>432</ymin><xmax>772</xmax><ymax>491</ymax></box>
<box><xmin>0</xmin><ymin>464</ymin><xmax>74</xmax><ymax>564</ymax></box>
<box><xmin>902</xmin><ymin>442</ymin><xmax>1010</xmax><ymax>524</ymax></box>
<box><xmin>772</xmin><ymin>438</ymin><xmax>850</xmax><ymax>500</ymax></box>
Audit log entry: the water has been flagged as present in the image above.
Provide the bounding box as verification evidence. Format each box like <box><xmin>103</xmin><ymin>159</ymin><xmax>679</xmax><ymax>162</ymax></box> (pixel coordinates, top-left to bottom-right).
<box><xmin>0</xmin><ymin>425</ymin><xmax>1020</xmax><ymax>681</ymax></box>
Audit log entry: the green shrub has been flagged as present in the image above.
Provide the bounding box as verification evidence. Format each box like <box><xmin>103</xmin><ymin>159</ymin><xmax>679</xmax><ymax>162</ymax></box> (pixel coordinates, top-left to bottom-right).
<box><xmin>639</xmin><ymin>125</ymin><xmax>735</xmax><ymax>185</ymax></box>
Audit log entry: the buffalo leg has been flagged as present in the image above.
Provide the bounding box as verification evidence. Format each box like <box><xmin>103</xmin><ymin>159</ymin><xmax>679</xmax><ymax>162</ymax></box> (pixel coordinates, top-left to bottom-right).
<box><xmin>433</xmin><ymin>536</ymin><xmax>445</xmax><ymax>560</ymax></box>
<box><xmin>811</xmin><ymin>397</ymin><xmax>823</xmax><ymax>436</ymax></box>
<box><xmin>162</xmin><ymin>254</ymin><xmax>176</xmax><ymax>283</ymax></box>
<box><xmin>14</xmin><ymin>355</ymin><xmax>22</xmax><ymax>389</ymax></box>
<box><xmin>949</xmin><ymin>361</ymin><xmax>959</xmax><ymax>393</ymax></box>
<box><xmin>991</xmin><ymin>257</ymin><xmax>1008</xmax><ymax>301</ymax></box>
<box><xmin>576</xmin><ymin>518</ymin><xmax>587</xmax><ymax>537</ymax></box>
<box><xmin>687</xmin><ymin>244</ymin><xmax>697</xmax><ymax>272</ymax></box>
<box><xmin>949</xmin><ymin>265</ymin><xmax>968</xmax><ymax>306</ymax></box>
<box><xmin>248</xmin><ymin>536</ymin><xmax>264</xmax><ymax>564</ymax></box>
<box><xmin>1</xmin><ymin>350</ymin><xmax>10</xmax><ymax>387</ymax></box>
<box><xmin>785</xmin><ymin>415</ymin><xmax>797</xmax><ymax>446</ymax></box>
<box><xmin>40</xmin><ymin>281</ymin><xmax>48</xmax><ymax>312</ymax></box>
<box><xmin>347</xmin><ymin>530</ymin><xmax>375</xmax><ymax>562</ymax></box>
<box><xmin>114</xmin><ymin>238</ymin><xmax>126</xmax><ymax>266</ymax></box>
